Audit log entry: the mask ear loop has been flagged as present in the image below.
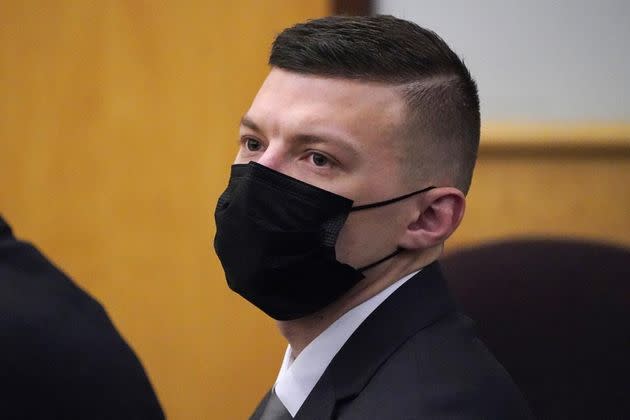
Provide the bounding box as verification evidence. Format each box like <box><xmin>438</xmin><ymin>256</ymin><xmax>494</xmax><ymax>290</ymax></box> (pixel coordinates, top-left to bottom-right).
<box><xmin>350</xmin><ymin>186</ymin><xmax>436</xmax><ymax>212</ymax></box>
<box><xmin>353</xmin><ymin>185</ymin><xmax>436</xmax><ymax>272</ymax></box>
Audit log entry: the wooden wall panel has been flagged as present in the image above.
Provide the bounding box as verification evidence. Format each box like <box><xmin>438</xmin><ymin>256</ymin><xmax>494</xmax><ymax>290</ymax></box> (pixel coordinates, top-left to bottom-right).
<box><xmin>3</xmin><ymin>3</ymin><xmax>629</xmax><ymax>418</ymax></box>
<box><xmin>449</xmin><ymin>125</ymin><xmax>630</xmax><ymax>250</ymax></box>
<box><xmin>0</xmin><ymin>1</ymin><xmax>328</xmax><ymax>419</ymax></box>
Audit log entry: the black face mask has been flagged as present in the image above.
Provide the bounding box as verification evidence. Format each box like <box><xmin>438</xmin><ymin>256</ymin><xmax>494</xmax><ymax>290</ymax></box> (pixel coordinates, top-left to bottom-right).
<box><xmin>213</xmin><ymin>162</ymin><xmax>435</xmax><ymax>321</ymax></box>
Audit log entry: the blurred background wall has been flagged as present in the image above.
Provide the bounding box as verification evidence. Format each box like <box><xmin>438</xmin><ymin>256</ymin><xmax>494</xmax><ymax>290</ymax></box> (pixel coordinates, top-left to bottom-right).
<box><xmin>375</xmin><ymin>0</ymin><xmax>630</xmax><ymax>249</ymax></box>
<box><xmin>1</xmin><ymin>1</ymin><xmax>628</xmax><ymax>419</ymax></box>
<box><xmin>0</xmin><ymin>1</ymin><xmax>327</xmax><ymax>418</ymax></box>
<box><xmin>378</xmin><ymin>0</ymin><xmax>630</xmax><ymax>122</ymax></box>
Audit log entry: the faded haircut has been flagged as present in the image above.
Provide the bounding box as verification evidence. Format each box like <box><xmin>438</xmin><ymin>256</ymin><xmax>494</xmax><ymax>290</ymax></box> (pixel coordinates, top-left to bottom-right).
<box><xmin>269</xmin><ymin>15</ymin><xmax>480</xmax><ymax>193</ymax></box>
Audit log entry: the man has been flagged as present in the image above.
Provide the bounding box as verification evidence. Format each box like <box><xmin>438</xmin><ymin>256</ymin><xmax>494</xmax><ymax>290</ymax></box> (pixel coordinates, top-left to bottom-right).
<box><xmin>214</xmin><ymin>15</ymin><xmax>532</xmax><ymax>419</ymax></box>
<box><xmin>0</xmin><ymin>215</ymin><xmax>164</xmax><ymax>419</ymax></box>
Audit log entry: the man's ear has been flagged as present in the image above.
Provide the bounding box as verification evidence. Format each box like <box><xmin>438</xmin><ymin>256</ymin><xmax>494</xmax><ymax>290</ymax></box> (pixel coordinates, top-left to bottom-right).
<box><xmin>398</xmin><ymin>187</ymin><xmax>466</xmax><ymax>250</ymax></box>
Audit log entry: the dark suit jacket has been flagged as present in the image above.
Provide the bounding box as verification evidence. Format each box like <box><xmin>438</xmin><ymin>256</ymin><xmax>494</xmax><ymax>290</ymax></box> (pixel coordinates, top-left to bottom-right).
<box><xmin>251</xmin><ymin>262</ymin><xmax>532</xmax><ymax>419</ymax></box>
<box><xmin>0</xmin><ymin>216</ymin><xmax>164</xmax><ymax>419</ymax></box>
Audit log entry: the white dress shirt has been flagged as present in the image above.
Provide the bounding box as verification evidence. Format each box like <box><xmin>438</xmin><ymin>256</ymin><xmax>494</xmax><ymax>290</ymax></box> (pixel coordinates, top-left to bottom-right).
<box><xmin>273</xmin><ymin>270</ymin><xmax>420</xmax><ymax>417</ymax></box>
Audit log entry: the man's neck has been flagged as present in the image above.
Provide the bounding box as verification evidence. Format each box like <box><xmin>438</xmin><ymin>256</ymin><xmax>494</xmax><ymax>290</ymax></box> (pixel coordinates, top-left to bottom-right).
<box><xmin>276</xmin><ymin>246</ymin><xmax>442</xmax><ymax>358</ymax></box>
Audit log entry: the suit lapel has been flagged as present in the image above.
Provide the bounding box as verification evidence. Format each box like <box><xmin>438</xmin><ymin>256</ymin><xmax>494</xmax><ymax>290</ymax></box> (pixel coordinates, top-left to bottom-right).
<box><xmin>250</xmin><ymin>390</ymin><xmax>271</xmax><ymax>420</ymax></box>
<box><xmin>295</xmin><ymin>261</ymin><xmax>455</xmax><ymax>418</ymax></box>
<box><xmin>291</xmin><ymin>371</ymin><xmax>337</xmax><ymax>420</ymax></box>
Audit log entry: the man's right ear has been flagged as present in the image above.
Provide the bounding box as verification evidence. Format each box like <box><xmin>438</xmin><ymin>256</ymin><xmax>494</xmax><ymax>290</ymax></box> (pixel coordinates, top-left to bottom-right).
<box><xmin>398</xmin><ymin>187</ymin><xmax>466</xmax><ymax>250</ymax></box>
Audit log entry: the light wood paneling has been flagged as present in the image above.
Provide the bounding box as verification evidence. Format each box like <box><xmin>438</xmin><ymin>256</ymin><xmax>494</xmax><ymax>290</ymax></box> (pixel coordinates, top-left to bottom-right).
<box><xmin>449</xmin><ymin>126</ymin><xmax>630</xmax><ymax>250</ymax></box>
<box><xmin>0</xmin><ymin>1</ymin><xmax>328</xmax><ymax>419</ymax></box>
<box><xmin>3</xmin><ymin>4</ymin><xmax>629</xmax><ymax>418</ymax></box>
<box><xmin>482</xmin><ymin>121</ymin><xmax>630</xmax><ymax>148</ymax></box>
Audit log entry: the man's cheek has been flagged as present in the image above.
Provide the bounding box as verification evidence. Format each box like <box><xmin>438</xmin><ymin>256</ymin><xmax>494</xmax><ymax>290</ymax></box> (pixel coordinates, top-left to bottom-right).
<box><xmin>334</xmin><ymin>216</ymin><xmax>371</xmax><ymax>267</ymax></box>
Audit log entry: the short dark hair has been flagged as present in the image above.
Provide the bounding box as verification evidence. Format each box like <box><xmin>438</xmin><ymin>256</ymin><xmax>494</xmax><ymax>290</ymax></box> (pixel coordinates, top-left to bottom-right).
<box><xmin>270</xmin><ymin>15</ymin><xmax>480</xmax><ymax>193</ymax></box>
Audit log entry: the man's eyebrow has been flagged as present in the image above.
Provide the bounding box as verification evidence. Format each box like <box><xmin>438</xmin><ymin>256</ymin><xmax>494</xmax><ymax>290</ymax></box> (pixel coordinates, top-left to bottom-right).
<box><xmin>294</xmin><ymin>133</ymin><xmax>359</xmax><ymax>158</ymax></box>
<box><xmin>240</xmin><ymin>115</ymin><xmax>260</xmax><ymax>131</ymax></box>
<box><xmin>240</xmin><ymin>115</ymin><xmax>359</xmax><ymax>158</ymax></box>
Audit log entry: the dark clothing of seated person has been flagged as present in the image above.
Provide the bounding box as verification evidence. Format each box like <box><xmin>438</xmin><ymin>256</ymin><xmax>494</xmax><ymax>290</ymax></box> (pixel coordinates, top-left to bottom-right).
<box><xmin>0</xmin><ymin>216</ymin><xmax>164</xmax><ymax>419</ymax></box>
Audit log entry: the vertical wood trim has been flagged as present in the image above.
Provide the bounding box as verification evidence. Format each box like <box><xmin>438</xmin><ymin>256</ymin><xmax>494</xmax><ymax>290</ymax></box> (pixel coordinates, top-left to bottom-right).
<box><xmin>331</xmin><ymin>0</ymin><xmax>373</xmax><ymax>15</ymax></box>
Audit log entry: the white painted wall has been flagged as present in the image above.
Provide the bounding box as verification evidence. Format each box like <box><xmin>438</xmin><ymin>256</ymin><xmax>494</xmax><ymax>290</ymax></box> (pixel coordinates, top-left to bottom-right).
<box><xmin>375</xmin><ymin>0</ymin><xmax>630</xmax><ymax>122</ymax></box>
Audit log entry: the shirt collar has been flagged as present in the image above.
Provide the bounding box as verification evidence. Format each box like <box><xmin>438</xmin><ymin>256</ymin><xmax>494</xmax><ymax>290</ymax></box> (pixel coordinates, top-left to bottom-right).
<box><xmin>274</xmin><ymin>270</ymin><xmax>419</xmax><ymax>417</ymax></box>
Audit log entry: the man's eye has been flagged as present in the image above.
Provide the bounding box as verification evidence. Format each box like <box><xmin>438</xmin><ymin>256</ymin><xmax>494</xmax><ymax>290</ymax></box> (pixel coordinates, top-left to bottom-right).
<box><xmin>311</xmin><ymin>152</ymin><xmax>329</xmax><ymax>167</ymax></box>
<box><xmin>245</xmin><ymin>138</ymin><xmax>261</xmax><ymax>152</ymax></box>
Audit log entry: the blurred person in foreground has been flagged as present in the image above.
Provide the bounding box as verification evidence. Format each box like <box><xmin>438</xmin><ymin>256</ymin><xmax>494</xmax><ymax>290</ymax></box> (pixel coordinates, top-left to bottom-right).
<box><xmin>0</xmin><ymin>215</ymin><xmax>164</xmax><ymax>419</ymax></box>
<box><xmin>213</xmin><ymin>15</ymin><xmax>532</xmax><ymax>420</ymax></box>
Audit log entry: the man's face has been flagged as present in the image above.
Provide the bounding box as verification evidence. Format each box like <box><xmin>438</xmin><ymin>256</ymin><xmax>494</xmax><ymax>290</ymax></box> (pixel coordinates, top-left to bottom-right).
<box><xmin>235</xmin><ymin>68</ymin><xmax>417</xmax><ymax>269</ymax></box>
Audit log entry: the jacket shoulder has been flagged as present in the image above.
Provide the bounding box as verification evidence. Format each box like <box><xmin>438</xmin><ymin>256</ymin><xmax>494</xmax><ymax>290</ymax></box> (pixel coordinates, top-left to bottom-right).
<box><xmin>338</xmin><ymin>312</ymin><xmax>532</xmax><ymax>419</ymax></box>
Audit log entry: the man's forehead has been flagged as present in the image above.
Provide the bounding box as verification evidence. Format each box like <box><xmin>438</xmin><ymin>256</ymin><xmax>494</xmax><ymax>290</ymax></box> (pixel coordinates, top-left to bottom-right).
<box><xmin>258</xmin><ymin>68</ymin><xmax>402</xmax><ymax>99</ymax></box>
<box><xmin>248</xmin><ymin>68</ymin><xmax>407</xmax><ymax>130</ymax></box>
